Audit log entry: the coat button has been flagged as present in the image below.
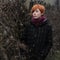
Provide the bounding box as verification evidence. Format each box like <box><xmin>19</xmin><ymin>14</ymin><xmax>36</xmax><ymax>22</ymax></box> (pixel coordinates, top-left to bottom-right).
<box><xmin>33</xmin><ymin>44</ymin><xmax>35</xmax><ymax>47</ymax></box>
<box><xmin>29</xmin><ymin>49</ymin><xmax>31</xmax><ymax>52</ymax></box>
<box><xmin>34</xmin><ymin>34</ymin><xmax>37</xmax><ymax>37</ymax></box>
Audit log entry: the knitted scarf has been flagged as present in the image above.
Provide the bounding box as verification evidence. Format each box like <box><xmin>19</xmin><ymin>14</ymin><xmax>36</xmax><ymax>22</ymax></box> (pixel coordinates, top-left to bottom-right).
<box><xmin>31</xmin><ymin>15</ymin><xmax>46</xmax><ymax>26</ymax></box>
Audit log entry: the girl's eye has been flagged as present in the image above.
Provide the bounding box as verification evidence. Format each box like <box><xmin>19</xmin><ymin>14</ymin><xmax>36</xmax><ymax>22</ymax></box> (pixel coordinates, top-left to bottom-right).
<box><xmin>36</xmin><ymin>10</ymin><xmax>39</xmax><ymax>12</ymax></box>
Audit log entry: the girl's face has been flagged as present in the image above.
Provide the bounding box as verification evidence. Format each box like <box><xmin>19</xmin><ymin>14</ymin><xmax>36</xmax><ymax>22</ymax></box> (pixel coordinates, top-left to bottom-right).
<box><xmin>32</xmin><ymin>9</ymin><xmax>42</xmax><ymax>19</ymax></box>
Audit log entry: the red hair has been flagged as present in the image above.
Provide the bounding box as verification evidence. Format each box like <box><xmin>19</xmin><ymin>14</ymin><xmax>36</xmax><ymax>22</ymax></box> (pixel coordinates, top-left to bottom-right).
<box><xmin>31</xmin><ymin>4</ymin><xmax>45</xmax><ymax>14</ymax></box>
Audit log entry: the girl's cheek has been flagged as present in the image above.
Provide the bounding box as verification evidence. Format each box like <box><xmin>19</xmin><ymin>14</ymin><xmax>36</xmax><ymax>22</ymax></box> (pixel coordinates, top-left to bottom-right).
<box><xmin>33</xmin><ymin>13</ymin><xmax>36</xmax><ymax>16</ymax></box>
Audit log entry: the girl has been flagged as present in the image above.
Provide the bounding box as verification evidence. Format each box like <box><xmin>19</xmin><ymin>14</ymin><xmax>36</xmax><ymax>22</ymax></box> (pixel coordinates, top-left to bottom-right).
<box><xmin>21</xmin><ymin>4</ymin><xmax>53</xmax><ymax>60</ymax></box>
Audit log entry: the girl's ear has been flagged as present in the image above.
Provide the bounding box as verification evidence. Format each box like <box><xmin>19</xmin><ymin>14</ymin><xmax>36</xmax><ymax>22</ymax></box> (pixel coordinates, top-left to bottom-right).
<box><xmin>41</xmin><ymin>12</ymin><xmax>44</xmax><ymax>15</ymax></box>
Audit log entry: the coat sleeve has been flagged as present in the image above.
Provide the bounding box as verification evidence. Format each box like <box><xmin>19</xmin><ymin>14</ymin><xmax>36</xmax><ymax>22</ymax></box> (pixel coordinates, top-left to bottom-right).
<box><xmin>40</xmin><ymin>25</ymin><xmax>53</xmax><ymax>59</ymax></box>
<box><xmin>20</xmin><ymin>25</ymin><xmax>28</xmax><ymax>44</ymax></box>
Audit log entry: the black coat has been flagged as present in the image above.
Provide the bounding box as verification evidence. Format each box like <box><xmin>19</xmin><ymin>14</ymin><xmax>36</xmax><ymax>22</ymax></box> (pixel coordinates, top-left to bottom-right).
<box><xmin>21</xmin><ymin>20</ymin><xmax>53</xmax><ymax>60</ymax></box>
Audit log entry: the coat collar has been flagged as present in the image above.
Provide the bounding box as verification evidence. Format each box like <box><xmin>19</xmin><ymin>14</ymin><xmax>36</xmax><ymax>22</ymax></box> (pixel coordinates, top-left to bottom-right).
<box><xmin>30</xmin><ymin>18</ymin><xmax>48</xmax><ymax>27</ymax></box>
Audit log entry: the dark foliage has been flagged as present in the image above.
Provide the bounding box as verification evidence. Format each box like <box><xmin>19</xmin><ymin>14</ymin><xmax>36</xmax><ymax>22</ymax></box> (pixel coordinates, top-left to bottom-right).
<box><xmin>0</xmin><ymin>1</ymin><xmax>60</xmax><ymax>60</ymax></box>
<box><xmin>0</xmin><ymin>1</ymin><xmax>30</xmax><ymax>60</ymax></box>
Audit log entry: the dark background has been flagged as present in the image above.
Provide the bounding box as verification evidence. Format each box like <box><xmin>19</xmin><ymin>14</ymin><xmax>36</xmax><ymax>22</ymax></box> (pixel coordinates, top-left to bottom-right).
<box><xmin>0</xmin><ymin>0</ymin><xmax>60</xmax><ymax>60</ymax></box>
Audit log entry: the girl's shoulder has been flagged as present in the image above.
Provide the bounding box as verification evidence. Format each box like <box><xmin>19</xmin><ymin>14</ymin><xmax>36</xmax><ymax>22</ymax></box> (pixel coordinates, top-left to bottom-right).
<box><xmin>42</xmin><ymin>19</ymin><xmax>52</xmax><ymax>31</ymax></box>
<box><xmin>23</xmin><ymin>22</ymin><xmax>31</xmax><ymax>28</ymax></box>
